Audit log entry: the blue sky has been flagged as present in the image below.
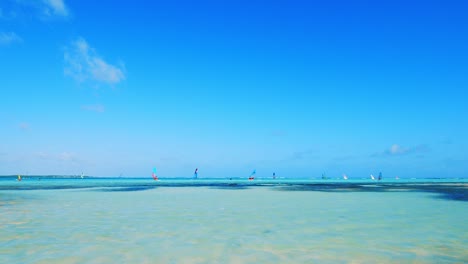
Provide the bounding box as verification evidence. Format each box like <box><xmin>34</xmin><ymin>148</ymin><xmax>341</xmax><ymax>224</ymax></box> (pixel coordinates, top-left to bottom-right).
<box><xmin>1</xmin><ymin>0</ymin><xmax>467</xmax><ymax>178</ymax></box>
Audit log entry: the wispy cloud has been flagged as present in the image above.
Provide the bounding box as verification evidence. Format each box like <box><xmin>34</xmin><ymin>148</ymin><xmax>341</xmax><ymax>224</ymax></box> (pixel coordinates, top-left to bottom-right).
<box><xmin>81</xmin><ymin>104</ymin><xmax>105</xmax><ymax>113</ymax></box>
<box><xmin>387</xmin><ymin>144</ymin><xmax>409</xmax><ymax>155</ymax></box>
<box><xmin>439</xmin><ymin>138</ymin><xmax>453</xmax><ymax>145</ymax></box>
<box><xmin>18</xmin><ymin>122</ymin><xmax>30</xmax><ymax>130</ymax></box>
<box><xmin>42</xmin><ymin>0</ymin><xmax>69</xmax><ymax>17</ymax></box>
<box><xmin>64</xmin><ymin>37</ymin><xmax>125</xmax><ymax>85</ymax></box>
<box><xmin>0</xmin><ymin>32</ymin><xmax>22</xmax><ymax>45</ymax></box>
<box><xmin>37</xmin><ymin>152</ymin><xmax>50</xmax><ymax>159</ymax></box>
<box><xmin>3</xmin><ymin>1</ymin><xmax>69</xmax><ymax>19</ymax></box>
<box><xmin>374</xmin><ymin>144</ymin><xmax>430</xmax><ymax>157</ymax></box>
<box><xmin>59</xmin><ymin>151</ymin><xmax>76</xmax><ymax>161</ymax></box>
<box><xmin>35</xmin><ymin>151</ymin><xmax>79</xmax><ymax>163</ymax></box>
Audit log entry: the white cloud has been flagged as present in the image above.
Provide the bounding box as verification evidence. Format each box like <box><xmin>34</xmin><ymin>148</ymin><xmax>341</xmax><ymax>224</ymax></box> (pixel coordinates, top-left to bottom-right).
<box><xmin>377</xmin><ymin>144</ymin><xmax>430</xmax><ymax>157</ymax></box>
<box><xmin>81</xmin><ymin>104</ymin><xmax>105</xmax><ymax>113</ymax></box>
<box><xmin>387</xmin><ymin>144</ymin><xmax>408</xmax><ymax>155</ymax></box>
<box><xmin>64</xmin><ymin>38</ymin><xmax>125</xmax><ymax>85</ymax></box>
<box><xmin>42</xmin><ymin>0</ymin><xmax>69</xmax><ymax>17</ymax></box>
<box><xmin>0</xmin><ymin>32</ymin><xmax>22</xmax><ymax>45</ymax></box>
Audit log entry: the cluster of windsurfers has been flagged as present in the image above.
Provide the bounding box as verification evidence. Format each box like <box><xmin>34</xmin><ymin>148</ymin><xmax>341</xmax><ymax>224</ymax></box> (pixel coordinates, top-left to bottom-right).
<box><xmin>15</xmin><ymin>170</ymin><xmax>387</xmax><ymax>182</ymax></box>
<box><xmin>150</xmin><ymin>169</ymin><xmax>384</xmax><ymax>181</ymax></box>
<box><xmin>322</xmin><ymin>172</ymin><xmax>383</xmax><ymax>180</ymax></box>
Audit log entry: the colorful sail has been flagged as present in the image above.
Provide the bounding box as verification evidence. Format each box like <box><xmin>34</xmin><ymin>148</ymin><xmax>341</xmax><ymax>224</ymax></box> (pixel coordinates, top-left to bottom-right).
<box><xmin>194</xmin><ymin>168</ymin><xmax>198</xmax><ymax>179</ymax></box>
<box><xmin>152</xmin><ymin>167</ymin><xmax>158</xmax><ymax>180</ymax></box>
<box><xmin>17</xmin><ymin>175</ymin><xmax>22</xmax><ymax>181</ymax></box>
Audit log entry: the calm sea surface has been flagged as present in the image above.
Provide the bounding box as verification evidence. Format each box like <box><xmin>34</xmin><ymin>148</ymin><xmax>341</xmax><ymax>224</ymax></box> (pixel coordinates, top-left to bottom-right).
<box><xmin>1</xmin><ymin>178</ymin><xmax>467</xmax><ymax>263</ymax></box>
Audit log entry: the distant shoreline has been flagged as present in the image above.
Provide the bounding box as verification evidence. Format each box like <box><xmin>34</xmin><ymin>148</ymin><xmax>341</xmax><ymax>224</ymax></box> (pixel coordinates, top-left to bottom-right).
<box><xmin>0</xmin><ymin>175</ymin><xmax>91</xmax><ymax>178</ymax></box>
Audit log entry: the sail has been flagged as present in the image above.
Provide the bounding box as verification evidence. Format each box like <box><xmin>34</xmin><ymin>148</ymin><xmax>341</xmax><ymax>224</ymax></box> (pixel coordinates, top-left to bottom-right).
<box><xmin>370</xmin><ymin>174</ymin><xmax>375</xmax><ymax>180</ymax></box>
<box><xmin>343</xmin><ymin>174</ymin><xmax>348</xmax><ymax>180</ymax></box>
<box><xmin>81</xmin><ymin>172</ymin><xmax>84</xmax><ymax>179</ymax></box>
<box><xmin>378</xmin><ymin>172</ymin><xmax>382</xmax><ymax>181</ymax></box>
<box><xmin>249</xmin><ymin>169</ymin><xmax>256</xmax><ymax>180</ymax></box>
<box><xmin>273</xmin><ymin>172</ymin><xmax>276</xmax><ymax>179</ymax></box>
<box><xmin>17</xmin><ymin>175</ymin><xmax>22</xmax><ymax>181</ymax></box>
<box><xmin>194</xmin><ymin>168</ymin><xmax>198</xmax><ymax>179</ymax></box>
<box><xmin>152</xmin><ymin>167</ymin><xmax>158</xmax><ymax>180</ymax></box>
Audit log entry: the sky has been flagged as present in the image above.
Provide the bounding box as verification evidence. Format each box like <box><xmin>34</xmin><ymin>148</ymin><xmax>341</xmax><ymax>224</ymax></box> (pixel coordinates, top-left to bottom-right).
<box><xmin>1</xmin><ymin>0</ymin><xmax>467</xmax><ymax>178</ymax></box>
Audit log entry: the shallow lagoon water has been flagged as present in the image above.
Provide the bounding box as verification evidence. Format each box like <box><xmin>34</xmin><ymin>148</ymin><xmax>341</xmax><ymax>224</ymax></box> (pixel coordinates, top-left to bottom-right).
<box><xmin>1</xmin><ymin>178</ymin><xmax>467</xmax><ymax>263</ymax></box>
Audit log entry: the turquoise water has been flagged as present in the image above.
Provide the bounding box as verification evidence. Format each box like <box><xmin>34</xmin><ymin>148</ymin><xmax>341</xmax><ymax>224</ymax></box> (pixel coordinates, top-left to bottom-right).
<box><xmin>1</xmin><ymin>178</ymin><xmax>467</xmax><ymax>263</ymax></box>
